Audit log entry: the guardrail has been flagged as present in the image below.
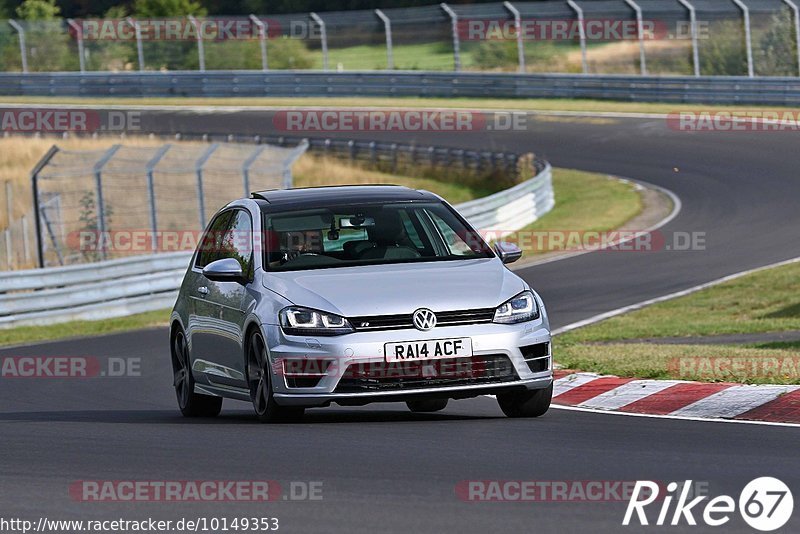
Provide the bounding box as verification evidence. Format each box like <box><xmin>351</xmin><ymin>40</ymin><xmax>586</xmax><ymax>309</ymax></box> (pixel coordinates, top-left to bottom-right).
<box><xmin>2</xmin><ymin>71</ymin><xmax>800</xmax><ymax>105</ymax></box>
<box><xmin>0</xmin><ymin>163</ymin><xmax>553</xmax><ymax>329</ymax></box>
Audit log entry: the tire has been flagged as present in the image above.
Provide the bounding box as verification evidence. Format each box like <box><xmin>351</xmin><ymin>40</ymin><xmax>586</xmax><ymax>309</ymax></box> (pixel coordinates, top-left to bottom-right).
<box><xmin>406</xmin><ymin>398</ymin><xmax>449</xmax><ymax>413</ymax></box>
<box><xmin>171</xmin><ymin>328</ymin><xmax>223</xmax><ymax>417</ymax></box>
<box><xmin>497</xmin><ymin>384</ymin><xmax>552</xmax><ymax>418</ymax></box>
<box><xmin>248</xmin><ymin>331</ymin><xmax>305</xmax><ymax>423</ymax></box>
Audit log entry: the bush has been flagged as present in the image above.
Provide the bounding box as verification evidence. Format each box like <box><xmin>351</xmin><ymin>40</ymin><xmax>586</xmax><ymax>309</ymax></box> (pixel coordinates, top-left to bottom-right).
<box><xmin>472</xmin><ymin>40</ymin><xmax>518</xmax><ymax>70</ymax></box>
<box><xmin>202</xmin><ymin>37</ymin><xmax>313</xmax><ymax>70</ymax></box>
<box><xmin>756</xmin><ymin>10</ymin><xmax>798</xmax><ymax>76</ymax></box>
<box><xmin>698</xmin><ymin>20</ymin><xmax>748</xmax><ymax>76</ymax></box>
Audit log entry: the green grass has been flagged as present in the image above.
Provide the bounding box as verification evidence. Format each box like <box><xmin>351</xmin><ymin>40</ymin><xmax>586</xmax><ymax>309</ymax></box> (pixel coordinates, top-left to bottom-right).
<box><xmin>511</xmin><ymin>169</ymin><xmax>642</xmax><ymax>255</ymax></box>
<box><xmin>560</xmin><ymin>261</ymin><xmax>800</xmax><ymax>343</ymax></box>
<box><xmin>556</xmin><ymin>260</ymin><xmax>800</xmax><ymax>384</ymax></box>
<box><xmin>0</xmin><ymin>309</ymin><xmax>170</xmax><ymax>347</ymax></box>
<box><xmin>316</xmin><ymin>42</ymin><xmax>458</xmax><ymax>71</ymax></box>
<box><xmin>1</xmin><ymin>96</ymin><xmax>797</xmax><ymax>115</ymax></box>
<box><xmin>557</xmin><ymin>343</ymin><xmax>800</xmax><ymax>385</ymax></box>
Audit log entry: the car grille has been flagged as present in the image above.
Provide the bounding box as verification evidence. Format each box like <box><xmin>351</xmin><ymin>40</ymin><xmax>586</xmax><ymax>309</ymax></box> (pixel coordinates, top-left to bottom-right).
<box><xmin>349</xmin><ymin>308</ymin><xmax>496</xmax><ymax>332</ymax></box>
<box><xmin>334</xmin><ymin>354</ymin><xmax>518</xmax><ymax>393</ymax></box>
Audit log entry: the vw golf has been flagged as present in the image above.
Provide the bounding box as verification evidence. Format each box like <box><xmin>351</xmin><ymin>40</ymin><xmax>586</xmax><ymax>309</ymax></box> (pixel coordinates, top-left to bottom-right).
<box><xmin>169</xmin><ymin>185</ymin><xmax>553</xmax><ymax>422</ymax></box>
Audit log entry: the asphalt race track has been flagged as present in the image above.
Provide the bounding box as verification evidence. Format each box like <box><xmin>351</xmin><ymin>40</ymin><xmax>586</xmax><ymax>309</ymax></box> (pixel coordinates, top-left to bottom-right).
<box><xmin>1</xmin><ymin>109</ymin><xmax>798</xmax><ymax>533</ymax></box>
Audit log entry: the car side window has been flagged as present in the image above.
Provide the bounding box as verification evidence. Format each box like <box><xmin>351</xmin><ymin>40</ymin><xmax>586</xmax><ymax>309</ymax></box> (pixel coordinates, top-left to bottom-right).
<box><xmin>195</xmin><ymin>211</ymin><xmax>233</xmax><ymax>269</ymax></box>
<box><xmin>426</xmin><ymin>210</ymin><xmax>476</xmax><ymax>256</ymax></box>
<box><xmin>218</xmin><ymin>209</ymin><xmax>254</xmax><ymax>278</ymax></box>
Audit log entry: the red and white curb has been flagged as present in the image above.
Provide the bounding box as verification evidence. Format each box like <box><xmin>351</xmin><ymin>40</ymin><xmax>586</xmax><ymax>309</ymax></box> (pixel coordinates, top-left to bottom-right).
<box><xmin>552</xmin><ymin>370</ymin><xmax>800</xmax><ymax>424</ymax></box>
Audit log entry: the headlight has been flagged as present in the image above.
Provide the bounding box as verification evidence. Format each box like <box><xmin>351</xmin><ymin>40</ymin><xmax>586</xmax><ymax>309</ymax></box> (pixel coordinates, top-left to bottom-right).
<box><xmin>279</xmin><ymin>306</ymin><xmax>354</xmax><ymax>336</ymax></box>
<box><xmin>493</xmin><ymin>290</ymin><xmax>539</xmax><ymax>324</ymax></box>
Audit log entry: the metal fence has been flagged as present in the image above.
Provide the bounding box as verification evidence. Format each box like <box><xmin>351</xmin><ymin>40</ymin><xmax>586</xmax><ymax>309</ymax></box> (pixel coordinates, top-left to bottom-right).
<box><xmin>28</xmin><ymin>139</ymin><xmax>307</xmax><ymax>268</ymax></box>
<box><xmin>0</xmin><ymin>163</ymin><xmax>553</xmax><ymax>329</ymax></box>
<box><xmin>0</xmin><ymin>0</ymin><xmax>798</xmax><ymax>77</ymax></box>
<box><xmin>2</xmin><ymin>70</ymin><xmax>799</xmax><ymax>104</ymax></box>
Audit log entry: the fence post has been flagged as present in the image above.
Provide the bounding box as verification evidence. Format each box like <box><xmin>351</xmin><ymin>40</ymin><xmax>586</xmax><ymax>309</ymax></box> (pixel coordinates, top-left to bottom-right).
<box><xmin>375</xmin><ymin>9</ymin><xmax>394</xmax><ymax>69</ymax></box>
<box><xmin>282</xmin><ymin>139</ymin><xmax>309</xmax><ymax>189</ymax></box>
<box><xmin>783</xmin><ymin>0</ymin><xmax>800</xmax><ymax>76</ymax></box>
<box><xmin>188</xmin><ymin>15</ymin><xmax>206</xmax><ymax>72</ymax></box>
<box><xmin>145</xmin><ymin>144</ymin><xmax>171</xmax><ymax>253</ymax></box>
<box><xmin>22</xmin><ymin>214</ymin><xmax>30</xmax><ymax>264</ymax></box>
<box><xmin>8</xmin><ymin>20</ymin><xmax>28</xmax><ymax>73</ymax></box>
<box><xmin>30</xmin><ymin>145</ymin><xmax>60</xmax><ymax>268</ymax></box>
<box><xmin>242</xmin><ymin>144</ymin><xmax>268</xmax><ymax>196</ymax></box>
<box><xmin>249</xmin><ymin>15</ymin><xmax>269</xmax><ymax>71</ymax></box>
<box><xmin>677</xmin><ymin>0</ymin><xmax>701</xmax><ymax>76</ymax></box>
<box><xmin>440</xmin><ymin>3</ymin><xmax>461</xmax><ymax>71</ymax></box>
<box><xmin>732</xmin><ymin>0</ymin><xmax>754</xmax><ymax>77</ymax></box>
<box><xmin>4</xmin><ymin>180</ymin><xmax>11</xmax><ymax>269</ymax></box>
<box><xmin>67</xmin><ymin>18</ymin><xmax>86</xmax><ymax>72</ymax></box>
<box><xmin>309</xmin><ymin>13</ymin><xmax>329</xmax><ymax>71</ymax></box>
<box><xmin>503</xmin><ymin>2</ymin><xmax>525</xmax><ymax>73</ymax></box>
<box><xmin>566</xmin><ymin>1</ymin><xmax>588</xmax><ymax>74</ymax></box>
<box><xmin>126</xmin><ymin>18</ymin><xmax>145</xmax><ymax>71</ymax></box>
<box><xmin>195</xmin><ymin>144</ymin><xmax>218</xmax><ymax>229</ymax></box>
<box><xmin>93</xmin><ymin>145</ymin><xmax>121</xmax><ymax>261</ymax></box>
<box><xmin>624</xmin><ymin>0</ymin><xmax>647</xmax><ymax>75</ymax></box>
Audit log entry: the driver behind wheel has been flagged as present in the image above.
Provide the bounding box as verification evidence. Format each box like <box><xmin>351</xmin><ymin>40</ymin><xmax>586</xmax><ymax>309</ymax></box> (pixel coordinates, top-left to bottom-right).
<box><xmin>282</xmin><ymin>230</ymin><xmax>324</xmax><ymax>262</ymax></box>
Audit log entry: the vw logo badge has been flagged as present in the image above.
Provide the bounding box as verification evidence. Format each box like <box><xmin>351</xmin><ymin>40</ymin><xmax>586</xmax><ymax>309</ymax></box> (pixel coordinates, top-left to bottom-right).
<box><xmin>412</xmin><ymin>308</ymin><xmax>437</xmax><ymax>331</ymax></box>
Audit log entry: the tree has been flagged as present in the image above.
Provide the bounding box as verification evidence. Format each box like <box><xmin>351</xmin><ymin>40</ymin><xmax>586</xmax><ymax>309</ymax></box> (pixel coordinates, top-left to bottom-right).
<box><xmin>757</xmin><ymin>10</ymin><xmax>798</xmax><ymax>76</ymax></box>
<box><xmin>697</xmin><ymin>20</ymin><xmax>747</xmax><ymax>76</ymax></box>
<box><xmin>134</xmin><ymin>0</ymin><xmax>207</xmax><ymax>17</ymax></box>
<box><xmin>15</xmin><ymin>0</ymin><xmax>60</xmax><ymax>20</ymax></box>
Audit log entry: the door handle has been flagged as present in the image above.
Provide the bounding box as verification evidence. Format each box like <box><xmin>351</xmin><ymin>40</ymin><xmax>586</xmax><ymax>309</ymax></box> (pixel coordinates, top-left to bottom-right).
<box><xmin>197</xmin><ymin>286</ymin><xmax>209</xmax><ymax>296</ymax></box>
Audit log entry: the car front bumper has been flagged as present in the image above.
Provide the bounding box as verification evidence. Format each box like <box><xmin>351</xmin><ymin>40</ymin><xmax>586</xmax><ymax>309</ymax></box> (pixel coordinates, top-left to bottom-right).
<box><xmin>263</xmin><ymin>319</ymin><xmax>552</xmax><ymax>407</ymax></box>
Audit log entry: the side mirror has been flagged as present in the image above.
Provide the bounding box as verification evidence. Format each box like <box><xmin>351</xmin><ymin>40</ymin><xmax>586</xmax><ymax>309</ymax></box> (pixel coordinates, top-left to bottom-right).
<box><xmin>202</xmin><ymin>257</ymin><xmax>244</xmax><ymax>283</ymax></box>
<box><xmin>494</xmin><ymin>241</ymin><xmax>523</xmax><ymax>265</ymax></box>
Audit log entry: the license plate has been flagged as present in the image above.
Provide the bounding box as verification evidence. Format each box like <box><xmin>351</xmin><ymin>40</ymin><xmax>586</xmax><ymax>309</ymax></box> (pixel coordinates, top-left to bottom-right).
<box><xmin>385</xmin><ymin>338</ymin><xmax>473</xmax><ymax>362</ymax></box>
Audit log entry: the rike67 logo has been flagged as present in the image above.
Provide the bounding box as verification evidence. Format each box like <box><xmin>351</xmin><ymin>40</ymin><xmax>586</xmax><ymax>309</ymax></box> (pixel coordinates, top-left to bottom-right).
<box><xmin>624</xmin><ymin>478</ymin><xmax>793</xmax><ymax>531</ymax></box>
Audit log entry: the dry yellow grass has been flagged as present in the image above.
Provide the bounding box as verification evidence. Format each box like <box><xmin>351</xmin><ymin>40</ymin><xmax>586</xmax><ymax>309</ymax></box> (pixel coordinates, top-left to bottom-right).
<box><xmin>0</xmin><ymin>138</ymin><xmax>484</xmax><ymax>233</ymax></box>
<box><xmin>293</xmin><ymin>155</ymin><xmax>482</xmax><ymax>204</ymax></box>
<box><xmin>566</xmin><ymin>40</ymin><xmax>691</xmax><ymax>74</ymax></box>
<box><xmin>0</xmin><ymin>136</ymin><xmax>162</xmax><ymax>228</ymax></box>
<box><xmin>0</xmin><ymin>138</ymin><xmax>489</xmax><ymax>269</ymax></box>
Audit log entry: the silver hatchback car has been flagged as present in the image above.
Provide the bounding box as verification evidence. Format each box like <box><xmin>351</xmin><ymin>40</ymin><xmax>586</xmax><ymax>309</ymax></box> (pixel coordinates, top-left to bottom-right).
<box><xmin>170</xmin><ymin>185</ymin><xmax>553</xmax><ymax>422</ymax></box>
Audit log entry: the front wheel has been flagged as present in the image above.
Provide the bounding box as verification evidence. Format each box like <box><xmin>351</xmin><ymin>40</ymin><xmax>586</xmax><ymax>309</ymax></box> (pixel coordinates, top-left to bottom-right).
<box><xmin>172</xmin><ymin>329</ymin><xmax>223</xmax><ymax>417</ymax></box>
<box><xmin>497</xmin><ymin>384</ymin><xmax>552</xmax><ymax>418</ymax></box>
<box><xmin>248</xmin><ymin>331</ymin><xmax>305</xmax><ymax>423</ymax></box>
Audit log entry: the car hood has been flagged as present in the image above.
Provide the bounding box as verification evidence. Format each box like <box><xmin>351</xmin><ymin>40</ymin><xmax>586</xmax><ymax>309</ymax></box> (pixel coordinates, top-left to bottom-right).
<box><xmin>263</xmin><ymin>258</ymin><xmax>525</xmax><ymax>317</ymax></box>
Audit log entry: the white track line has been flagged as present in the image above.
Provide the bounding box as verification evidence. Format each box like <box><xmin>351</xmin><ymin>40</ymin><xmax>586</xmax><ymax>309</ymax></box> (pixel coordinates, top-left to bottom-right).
<box><xmin>512</xmin><ymin>176</ymin><xmax>682</xmax><ymax>270</ymax></box>
<box><xmin>550</xmin><ymin>403</ymin><xmax>800</xmax><ymax>428</ymax></box>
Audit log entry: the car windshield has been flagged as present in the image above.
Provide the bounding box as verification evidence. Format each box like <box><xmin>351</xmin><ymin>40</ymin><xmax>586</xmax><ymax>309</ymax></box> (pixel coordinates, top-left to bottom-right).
<box><xmin>262</xmin><ymin>201</ymin><xmax>494</xmax><ymax>271</ymax></box>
